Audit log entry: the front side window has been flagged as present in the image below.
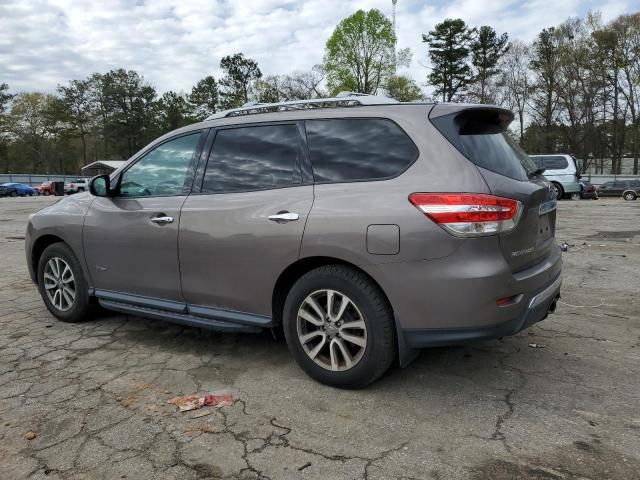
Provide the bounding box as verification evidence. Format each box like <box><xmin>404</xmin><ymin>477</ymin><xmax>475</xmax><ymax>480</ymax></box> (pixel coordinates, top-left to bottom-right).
<box><xmin>305</xmin><ymin>118</ymin><xmax>418</xmax><ymax>182</ymax></box>
<box><xmin>201</xmin><ymin>124</ymin><xmax>302</xmax><ymax>194</ymax></box>
<box><xmin>119</xmin><ymin>133</ymin><xmax>200</xmax><ymax>197</ymax></box>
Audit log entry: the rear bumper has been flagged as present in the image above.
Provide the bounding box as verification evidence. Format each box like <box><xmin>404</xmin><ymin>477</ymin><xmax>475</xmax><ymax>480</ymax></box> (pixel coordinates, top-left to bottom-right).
<box><xmin>403</xmin><ymin>273</ymin><xmax>561</xmax><ymax>348</ymax></box>
<box><xmin>363</xmin><ymin>236</ymin><xmax>563</xmax><ymax>341</ymax></box>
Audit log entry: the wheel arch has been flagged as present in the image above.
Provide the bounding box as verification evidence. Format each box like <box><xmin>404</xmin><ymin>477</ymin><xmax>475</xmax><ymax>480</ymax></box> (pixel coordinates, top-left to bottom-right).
<box><xmin>271</xmin><ymin>256</ymin><xmax>415</xmax><ymax>366</ymax></box>
<box><xmin>31</xmin><ymin>234</ymin><xmax>66</xmax><ymax>283</ymax></box>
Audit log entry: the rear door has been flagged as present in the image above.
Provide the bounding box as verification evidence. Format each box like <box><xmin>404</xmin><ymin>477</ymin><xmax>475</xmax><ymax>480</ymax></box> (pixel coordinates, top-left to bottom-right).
<box><xmin>430</xmin><ymin>107</ymin><xmax>557</xmax><ymax>272</ymax></box>
<box><xmin>179</xmin><ymin>122</ymin><xmax>313</xmax><ymax>317</ymax></box>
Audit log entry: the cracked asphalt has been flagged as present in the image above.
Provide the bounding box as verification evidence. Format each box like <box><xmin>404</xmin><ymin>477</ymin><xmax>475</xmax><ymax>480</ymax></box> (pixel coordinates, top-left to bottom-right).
<box><xmin>0</xmin><ymin>196</ymin><xmax>639</xmax><ymax>480</ymax></box>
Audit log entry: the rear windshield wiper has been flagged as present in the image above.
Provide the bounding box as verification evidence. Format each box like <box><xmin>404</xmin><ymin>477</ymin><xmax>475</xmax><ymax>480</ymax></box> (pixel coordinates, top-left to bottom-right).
<box><xmin>528</xmin><ymin>168</ymin><xmax>546</xmax><ymax>178</ymax></box>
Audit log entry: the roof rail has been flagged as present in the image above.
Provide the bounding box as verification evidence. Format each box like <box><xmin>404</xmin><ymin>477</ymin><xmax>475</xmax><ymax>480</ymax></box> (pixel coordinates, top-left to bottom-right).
<box><xmin>205</xmin><ymin>93</ymin><xmax>398</xmax><ymax>120</ymax></box>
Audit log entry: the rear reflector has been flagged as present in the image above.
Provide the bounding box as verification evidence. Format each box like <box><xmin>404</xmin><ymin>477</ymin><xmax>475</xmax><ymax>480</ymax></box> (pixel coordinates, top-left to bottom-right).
<box><xmin>409</xmin><ymin>193</ymin><xmax>522</xmax><ymax>237</ymax></box>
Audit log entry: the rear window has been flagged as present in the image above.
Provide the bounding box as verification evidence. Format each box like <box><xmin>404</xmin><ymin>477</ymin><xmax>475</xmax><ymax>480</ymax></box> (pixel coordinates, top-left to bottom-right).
<box><xmin>305</xmin><ymin>118</ymin><xmax>418</xmax><ymax>182</ymax></box>
<box><xmin>432</xmin><ymin>110</ymin><xmax>537</xmax><ymax>181</ymax></box>
<box><xmin>543</xmin><ymin>156</ymin><xmax>569</xmax><ymax>170</ymax></box>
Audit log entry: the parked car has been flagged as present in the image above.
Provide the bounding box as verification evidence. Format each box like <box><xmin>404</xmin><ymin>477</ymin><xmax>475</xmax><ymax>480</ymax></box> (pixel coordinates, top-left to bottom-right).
<box><xmin>597</xmin><ymin>180</ymin><xmax>640</xmax><ymax>201</ymax></box>
<box><xmin>0</xmin><ymin>182</ymin><xmax>38</xmax><ymax>197</ymax></box>
<box><xmin>25</xmin><ymin>95</ymin><xmax>562</xmax><ymax>388</ymax></box>
<box><xmin>579</xmin><ymin>180</ymin><xmax>598</xmax><ymax>200</ymax></box>
<box><xmin>529</xmin><ymin>154</ymin><xmax>582</xmax><ymax>200</ymax></box>
<box><xmin>35</xmin><ymin>181</ymin><xmax>56</xmax><ymax>196</ymax></box>
<box><xmin>64</xmin><ymin>178</ymin><xmax>89</xmax><ymax>194</ymax></box>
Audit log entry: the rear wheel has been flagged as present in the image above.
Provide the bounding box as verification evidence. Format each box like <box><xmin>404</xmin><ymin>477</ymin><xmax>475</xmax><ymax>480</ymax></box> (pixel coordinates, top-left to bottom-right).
<box><xmin>37</xmin><ymin>243</ymin><xmax>95</xmax><ymax>323</ymax></box>
<box><xmin>623</xmin><ymin>191</ymin><xmax>637</xmax><ymax>201</ymax></box>
<box><xmin>283</xmin><ymin>265</ymin><xmax>396</xmax><ymax>389</ymax></box>
<box><xmin>551</xmin><ymin>182</ymin><xmax>564</xmax><ymax>200</ymax></box>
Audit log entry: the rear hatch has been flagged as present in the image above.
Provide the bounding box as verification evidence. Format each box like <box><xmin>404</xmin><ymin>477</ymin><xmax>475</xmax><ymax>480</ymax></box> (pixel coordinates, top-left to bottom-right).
<box><xmin>429</xmin><ymin>105</ymin><xmax>557</xmax><ymax>272</ymax></box>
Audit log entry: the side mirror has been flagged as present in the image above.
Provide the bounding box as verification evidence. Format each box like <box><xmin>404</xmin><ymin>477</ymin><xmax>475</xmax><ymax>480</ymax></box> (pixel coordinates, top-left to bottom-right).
<box><xmin>89</xmin><ymin>175</ymin><xmax>112</xmax><ymax>197</ymax></box>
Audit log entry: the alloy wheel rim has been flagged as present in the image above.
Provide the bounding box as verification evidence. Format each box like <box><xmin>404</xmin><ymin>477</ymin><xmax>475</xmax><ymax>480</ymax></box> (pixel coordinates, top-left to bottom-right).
<box><xmin>44</xmin><ymin>257</ymin><xmax>76</xmax><ymax>312</ymax></box>
<box><xmin>296</xmin><ymin>289</ymin><xmax>367</xmax><ymax>372</ymax></box>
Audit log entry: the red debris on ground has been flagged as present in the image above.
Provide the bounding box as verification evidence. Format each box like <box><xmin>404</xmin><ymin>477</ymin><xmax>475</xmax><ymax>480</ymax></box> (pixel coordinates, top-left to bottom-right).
<box><xmin>167</xmin><ymin>392</ymin><xmax>234</xmax><ymax>412</ymax></box>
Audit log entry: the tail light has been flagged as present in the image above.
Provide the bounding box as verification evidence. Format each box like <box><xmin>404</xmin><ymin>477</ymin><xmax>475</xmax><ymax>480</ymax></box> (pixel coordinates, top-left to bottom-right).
<box><xmin>409</xmin><ymin>193</ymin><xmax>523</xmax><ymax>237</ymax></box>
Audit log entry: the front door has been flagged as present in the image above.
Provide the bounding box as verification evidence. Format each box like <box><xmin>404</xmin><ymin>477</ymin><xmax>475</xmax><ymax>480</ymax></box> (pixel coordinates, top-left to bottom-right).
<box><xmin>83</xmin><ymin>131</ymin><xmax>204</xmax><ymax>301</ymax></box>
<box><xmin>179</xmin><ymin>123</ymin><xmax>313</xmax><ymax>317</ymax></box>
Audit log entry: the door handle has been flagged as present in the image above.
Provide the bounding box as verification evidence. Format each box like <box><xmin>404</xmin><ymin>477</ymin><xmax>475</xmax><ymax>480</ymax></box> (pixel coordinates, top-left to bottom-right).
<box><xmin>268</xmin><ymin>212</ymin><xmax>299</xmax><ymax>222</ymax></box>
<box><xmin>150</xmin><ymin>215</ymin><xmax>174</xmax><ymax>225</ymax></box>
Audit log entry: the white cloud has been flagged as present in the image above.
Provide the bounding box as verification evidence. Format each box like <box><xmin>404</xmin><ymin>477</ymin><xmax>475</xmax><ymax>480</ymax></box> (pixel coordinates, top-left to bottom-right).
<box><xmin>0</xmin><ymin>0</ymin><xmax>635</xmax><ymax>95</ymax></box>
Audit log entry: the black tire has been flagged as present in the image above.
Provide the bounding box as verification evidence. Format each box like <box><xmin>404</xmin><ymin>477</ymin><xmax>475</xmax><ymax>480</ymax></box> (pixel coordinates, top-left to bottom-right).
<box><xmin>551</xmin><ymin>182</ymin><xmax>564</xmax><ymax>200</ymax></box>
<box><xmin>43</xmin><ymin>190</ymin><xmax>50</xmax><ymax>196</ymax></box>
<box><xmin>623</xmin><ymin>191</ymin><xmax>637</xmax><ymax>201</ymax></box>
<box><xmin>283</xmin><ymin>265</ymin><xmax>396</xmax><ymax>389</ymax></box>
<box><xmin>78</xmin><ymin>187</ymin><xmax>85</xmax><ymax>192</ymax></box>
<box><xmin>37</xmin><ymin>243</ymin><xmax>95</xmax><ymax>323</ymax></box>
<box><xmin>570</xmin><ymin>192</ymin><xmax>581</xmax><ymax>201</ymax></box>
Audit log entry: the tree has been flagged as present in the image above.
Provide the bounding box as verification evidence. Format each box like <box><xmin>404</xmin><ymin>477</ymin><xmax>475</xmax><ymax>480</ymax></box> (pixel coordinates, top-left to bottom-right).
<box><xmin>469</xmin><ymin>26</ymin><xmax>509</xmax><ymax>103</ymax></box>
<box><xmin>324</xmin><ymin>9</ymin><xmax>397</xmax><ymax>95</ymax></box>
<box><xmin>7</xmin><ymin>92</ymin><xmax>60</xmax><ymax>173</ymax></box>
<box><xmin>613</xmin><ymin>13</ymin><xmax>640</xmax><ymax>174</ymax></box>
<box><xmin>497</xmin><ymin>41</ymin><xmax>531</xmax><ymax>143</ymax></box>
<box><xmin>188</xmin><ymin>76</ymin><xmax>219</xmax><ymax>119</ymax></box>
<box><xmin>0</xmin><ymin>83</ymin><xmax>14</xmax><ymax>173</ymax></box>
<box><xmin>157</xmin><ymin>91</ymin><xmax>194</xmax><ymax>132</ymax></box>
<box><xmin>423</xmin><ymin>19</ymin><xmax>475</xmax><ymax>102</ymax></box>
<box><xmin>219</xmin><ymin>53</ymin><xmax>262</xmax><ymax>109</ymax></box>
<box><xmin>57</xmin><ymin>79</ymin><xmax>94</xmax><ymax>166</ymax></box>
<box><xmin>385</xmin><ymin>75</ymin><xmax>424</xmax><ymax>101</ymax></box>
<box><xmin>529</xmin><ymin>28</ymin><xmax>562</xmax><ymax>152</ymax></box>
<box><xmin>97</xmin><ymin>69</ymin><xmax>158</xmax><ymax>157</ymax></box>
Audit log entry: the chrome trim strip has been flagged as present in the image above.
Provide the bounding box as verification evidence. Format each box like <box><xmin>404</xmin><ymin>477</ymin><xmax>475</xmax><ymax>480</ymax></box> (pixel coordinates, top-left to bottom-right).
<box><xmin>528</xmin><ymin>275</ymin><xmax>562</xmax><ymax>309</ymax></box>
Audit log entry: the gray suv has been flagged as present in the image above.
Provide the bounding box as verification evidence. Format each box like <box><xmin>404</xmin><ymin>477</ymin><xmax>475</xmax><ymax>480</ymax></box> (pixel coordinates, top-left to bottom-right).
<box><xmin>26</xmin><ymin>94</ymin><xmax>562</xmax><ymax>388</ymax></box>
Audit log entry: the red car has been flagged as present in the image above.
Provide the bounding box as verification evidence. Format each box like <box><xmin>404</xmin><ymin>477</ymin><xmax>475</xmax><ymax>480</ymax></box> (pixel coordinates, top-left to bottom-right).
<box><xmin>35</xmin><ymin>181</ymin><xmax>55</xmax><ymax>196</ymax></box>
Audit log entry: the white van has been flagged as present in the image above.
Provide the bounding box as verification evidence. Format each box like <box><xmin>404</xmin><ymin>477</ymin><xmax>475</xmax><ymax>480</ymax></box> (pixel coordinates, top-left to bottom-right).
<box><xmin>529</xmin><ymin>154</ymin><xmax>581</xmax><ymax>200</ymax></box>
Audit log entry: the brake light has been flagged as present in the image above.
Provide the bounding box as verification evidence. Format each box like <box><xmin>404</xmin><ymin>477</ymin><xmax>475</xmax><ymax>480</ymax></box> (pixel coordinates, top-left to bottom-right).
<box><xmin>408</xmin><ymin>193</ymin><xmax>523</xmax><ymax>237</ymax></box>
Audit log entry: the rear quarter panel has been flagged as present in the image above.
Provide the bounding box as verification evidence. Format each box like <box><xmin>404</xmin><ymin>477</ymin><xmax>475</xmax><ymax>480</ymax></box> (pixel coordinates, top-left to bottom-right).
<box><xmin>300</xmin><ymin>106</ymin><xmax>491</xmax><ymax>266</ymax></box>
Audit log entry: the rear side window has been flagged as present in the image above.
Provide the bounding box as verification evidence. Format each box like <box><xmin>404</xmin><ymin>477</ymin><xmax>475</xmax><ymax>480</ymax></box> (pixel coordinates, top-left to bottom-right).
<box><xmin>202</xmin><ymin>124</ymin><xmax>302</xmax><ymax>194</ymax></box>
<box><xmin>432</xmin><ymin>110</ymin><xmax>537</xmax><ymax>181</ymax></box>
<box><xmin>543</xmin><ymin>156</ymin><xmax>569</xmax><ymax>170</ymax></box>
<box><xmin>305</xmin><ymin>119</ymin><xmax>418</xmax><ymax>182</ymax></box>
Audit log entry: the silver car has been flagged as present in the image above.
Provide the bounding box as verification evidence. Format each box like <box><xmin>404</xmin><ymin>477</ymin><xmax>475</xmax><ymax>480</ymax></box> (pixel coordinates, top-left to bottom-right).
<box><xmin>26</xmin><ymin>94</ymin><xmax>562</xmax><ymax>388</ymax></box>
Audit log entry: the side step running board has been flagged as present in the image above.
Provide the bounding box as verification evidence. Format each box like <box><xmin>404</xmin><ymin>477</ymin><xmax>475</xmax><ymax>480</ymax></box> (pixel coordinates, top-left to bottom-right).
<box><xmin>98</xmin><ymin>299</ymin><xmax>262</xmax><ymax>333</ymax></box>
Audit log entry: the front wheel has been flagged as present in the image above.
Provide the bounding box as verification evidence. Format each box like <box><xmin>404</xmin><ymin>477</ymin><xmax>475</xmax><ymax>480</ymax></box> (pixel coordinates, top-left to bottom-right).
<box><xmin>283</xmin><ymin>265</ymin><xmax>396</xmax><ymax>389</ymax></box>
<box><xmin>37</xmin><ymin>243</ymin><xmax>95</xmax><ymax>323</ymax></box>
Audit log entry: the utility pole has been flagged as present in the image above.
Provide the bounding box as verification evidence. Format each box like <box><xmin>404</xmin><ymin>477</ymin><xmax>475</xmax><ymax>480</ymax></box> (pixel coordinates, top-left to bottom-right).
<box><xmin>392</xmin><ymin>0</ymin><xmax>398</xmax><ymax>72</ymax></box>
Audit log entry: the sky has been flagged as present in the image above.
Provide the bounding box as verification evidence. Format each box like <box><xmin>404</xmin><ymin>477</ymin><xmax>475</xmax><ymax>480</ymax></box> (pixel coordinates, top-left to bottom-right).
<box><xmin>0</xmin><ymin>0</ymin><xmax>637</xmax><ymax>95</ymax></box>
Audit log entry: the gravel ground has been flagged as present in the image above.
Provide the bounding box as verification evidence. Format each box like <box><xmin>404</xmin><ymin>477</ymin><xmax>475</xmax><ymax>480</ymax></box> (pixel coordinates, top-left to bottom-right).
<box><xmin>0</xmin><ymin>195</ymin><xmax>638</xmax><ymax>480</ymax></box>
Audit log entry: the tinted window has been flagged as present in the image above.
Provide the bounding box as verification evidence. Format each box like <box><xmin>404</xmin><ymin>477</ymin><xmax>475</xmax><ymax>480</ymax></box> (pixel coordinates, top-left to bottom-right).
<box><xmin>120</xmin><ymin>133</ymin><xmax>200</xmax><ymax>197</ymax></box>
<box><xmin>543</xmin><ymin>156</ymin><xmax>569</xmax><ymax>170</ymax></box>
<box><xmin>458</xmin><ymin>121</ymin><xmax>537</xmax><ymax>181</ymax></box>
<box><xmin>305</xmin><ymin>119</ymin><xmax>417</xmax><ymax>182</ymax></box>
<box><xmin>530</xmin><ymin>156</ymin><xmax>543</xmax><ymax>168</ymax></box>
<box><xmin>202</xmin><ymin>125</ymin><xmax>302</xmax><ymax>194</ymax></box>
<box><xmin>613</xmin><ymin>181</ymin><xmax>627</xmax><ymax>188</ymax></box>
<box><xmin>629</xmin><ymin>180</ymin><xmax>640</xmax><ymax>188</ymax></box>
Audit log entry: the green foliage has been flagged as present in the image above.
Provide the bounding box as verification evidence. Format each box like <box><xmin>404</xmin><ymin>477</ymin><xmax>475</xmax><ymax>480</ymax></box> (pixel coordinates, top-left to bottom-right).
<box><xmin>324</xmin><ymin>9</ymin><xmax>396</xmax><ymax>95</ymax></box>
<box><xmin>189</xmin><ymin>76</ymin><xmax>218</xmax><ymax>119</ymax></box>
<box><xmin>469</xmin><ymin>26</ymin><xmax>509</xmax><ymax>103</ymax></box>
<box><xmin>219</xmin><ymin>53</ymin><xmax>262</xmax><ymax>108</ymax></box>
<box><xmin>423</xmin><ymin>18</ymin><xmax>474</xmax><ymax>102</ymax></box>
<box><xmin>157</xmin><ymin>91</ymin><xmax>194</xmax><ymax>131</ymax></box>
<box><xmin>385</xmin><ymin>75</ymin><xmax>424</xmax><ymax>102</ymax></box>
